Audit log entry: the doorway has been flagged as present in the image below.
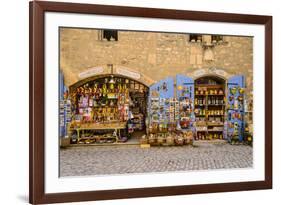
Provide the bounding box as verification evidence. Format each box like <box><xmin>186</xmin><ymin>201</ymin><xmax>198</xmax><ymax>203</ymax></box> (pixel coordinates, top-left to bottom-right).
<box><xmin>68</xmin><ymin>75</ymin><xmax>149</xmax><ymax>145</ymax></box>
<box><xmin>194</xmin><ymin>76</ymin><xmax>226</xmax><ymax>140</ymax></box>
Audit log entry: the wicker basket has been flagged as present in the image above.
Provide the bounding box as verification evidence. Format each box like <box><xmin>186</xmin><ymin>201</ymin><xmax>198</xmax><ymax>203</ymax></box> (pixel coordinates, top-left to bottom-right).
<box><xmin>157</xmin><ymin>135</ymin><xmax>165</xmax><ymax>145</ymax></box>
<box><xmin>148</xmin><ymin>134</ymin><xmax>156</xmax><ymax>145</ymax></box>
<box><xmin>175</xmin><ymin>135</ymin><xmax>184</xmax><ymax>146</ymax></box>
<box><xmin>183</xmin><ymin>131</ymin><xmax>193</xmax><ymax>145</ymax></box>
<box><xmin>140</xmin><ymin>135</ymin><xmax>148</xmax><ymax>144</ymax></box>
<box><xmin>166</xmin><ymin>135</ymin><xmax>175</xmax><ymax>145</ymax></box>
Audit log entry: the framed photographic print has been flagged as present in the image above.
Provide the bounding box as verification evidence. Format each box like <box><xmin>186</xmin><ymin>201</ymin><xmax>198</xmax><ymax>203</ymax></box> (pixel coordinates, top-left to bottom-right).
<box><xmin>29</xmin><ymin>1</ymin><xmax>272</xmax><ymax>204</ymax></box>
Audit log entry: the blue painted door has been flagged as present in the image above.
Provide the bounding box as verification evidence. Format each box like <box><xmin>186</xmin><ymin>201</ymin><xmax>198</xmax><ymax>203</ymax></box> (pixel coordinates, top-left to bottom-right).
<box><xmin>227</xmin><ymin>75</ymin><xmax>245</xmax><ymax>142</ymax></box>
<box><xmin>176</xmin><ymin>75</ymin><xmax>194</xmax><ymax>130</ymax></box>
<box><xmin>149</xmin><ymin>77</ymin><xmax>174</xmax><ymax>99</ymax></box>
<box><xmin>59</xmin><ymin>71</ymin><xmax>66</xmax><ymax>137</ymax></box>
<box><xmin>148</xmin><ymin>77</ymin><xmax>174</xmax><ymax>131</ymax></box>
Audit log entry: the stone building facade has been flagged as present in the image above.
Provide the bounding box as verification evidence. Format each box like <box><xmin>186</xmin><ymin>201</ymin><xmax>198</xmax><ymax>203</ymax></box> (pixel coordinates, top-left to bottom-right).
<box><xmin>60</xmin><ymin>28</ymin><xmax>253</xmax><ymax>95</ymax></box>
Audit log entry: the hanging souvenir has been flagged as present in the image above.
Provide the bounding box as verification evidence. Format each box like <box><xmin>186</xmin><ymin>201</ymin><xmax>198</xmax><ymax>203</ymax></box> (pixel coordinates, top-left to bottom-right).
<box><xmin>93</xmin><ymin>83</ymin><xmax>98</xmax><ymax>94</ymax></box>
<box><xmin>109</xmin><ymin>100</ymin><xmax>114</xmax><ymax>107</ymax></box>
<box><xmin>102</xmin><ymin>84</ymin><xmax>107</xmax><ymax>94</ymax></box>
<box><xmin>230</xmin><ymin>87</ymin><xmax>237</xmax><ymax>95</ymax></box>
<box><xmin>118</xmin><ymin>83</ymin><xmax>122</xmax><ymax>92</ymax></box>
<box><xmin>109</xmin><ymin>83</ymin><xmax>114</xmax><ymax>91</ymax></box>
<box><xmin>234</xmin><ymin>99</ymin><xmax>239</xmax><ymax>109</ymax></box>
<box><xmin>239</xmin><ymin>87</ymin><xmax>244</xmax><ymax>94</ymax></box>
<box><xmin>238</xmin><ymin>95</ymin><xmax>243</xmax><ymax>101</ymax></box>
<box><xmin>89</xmin><ymin>98</ymin><xmax>93</xmax><ymax>107</ymax></box>
<box><xmin>177</xmin><ymin>85</ymin><xmax>183</xmax><ymax>91</ymax></box>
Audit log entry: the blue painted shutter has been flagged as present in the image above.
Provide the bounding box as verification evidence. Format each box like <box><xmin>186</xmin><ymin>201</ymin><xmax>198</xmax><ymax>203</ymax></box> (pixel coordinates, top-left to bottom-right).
<box><xmin>176</xmin><ymin>74</ymin><xmax>194</xmax><ymax>100</ymax></box>
<box><xmin>176</xmin><ymin>75</ymin><xmax>194</xmax><ymax>130</ymax></box>
<box><xmin>148</xmin><ymin>77</ymin><xmax>174</xmax><ymax>129</ymax></box>
<box><xmin>59</xmin><ymin>71</ymin><xmax>66</xmax><ymax>137</ymax></box>
<box><xmin>227</xmin><ymin>75</ymin><xmax>245</xmax><ymax>142</ymax></box>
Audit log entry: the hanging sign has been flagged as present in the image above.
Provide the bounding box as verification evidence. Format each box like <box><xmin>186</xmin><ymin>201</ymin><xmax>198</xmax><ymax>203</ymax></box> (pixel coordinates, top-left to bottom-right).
<box><xmin>78</xmin><ymin>67</ymin><xmax>104</xmax><ymax>79</ymax></box>
<box><xmin>116</xmin><ymin>67</ymin><xmax>141</xmax><ymax>79</ymax></box>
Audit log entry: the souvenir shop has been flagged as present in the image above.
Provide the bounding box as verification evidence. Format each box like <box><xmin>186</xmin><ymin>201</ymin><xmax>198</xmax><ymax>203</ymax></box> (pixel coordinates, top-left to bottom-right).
<box><xmin>60</xmin><ymin>74</ymin><xmax>149</xmax><ymax>145</ymax></box>
<box><xmin>60</xmin><ymin>73</ymin><xmax>250</xmax><ymax>146</ymax></box>
<box><xmin>144</xmin><ymin>74</ymin><xmax>247</xmax><ymax>146</ymax></box>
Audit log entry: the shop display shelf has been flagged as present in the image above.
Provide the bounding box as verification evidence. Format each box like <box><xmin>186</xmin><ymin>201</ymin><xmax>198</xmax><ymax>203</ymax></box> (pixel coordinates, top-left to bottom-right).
<box><xmin>228</xmin><ymin>108</ymin><xmax>244</xmax><ymax>112</ymax></box>
<box><xmin>207</xmin><ymin>122</ymin><xmax>224</xmax><ymax>126</ymax></box>
<box><xmin>79</xmin><ymin>136</ymin><xmax>117</xmax><ymax>140</ymax></box>
<box><xmin>207</xmin><ymin>114</ymin><xmax>224</xmax><ymax>116</ymax></box>
<box><xmin>196</xmin><ymin>84</ymin><xmax>224</xmax><ymax>88</ymax></box>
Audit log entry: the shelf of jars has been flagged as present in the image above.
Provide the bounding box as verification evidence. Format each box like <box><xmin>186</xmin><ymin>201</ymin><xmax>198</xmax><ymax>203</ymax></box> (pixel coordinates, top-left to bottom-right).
<box><xmin>194</xmin><ymin>82</ymin><xmax>226</xmax><ymax>140</ymax></box>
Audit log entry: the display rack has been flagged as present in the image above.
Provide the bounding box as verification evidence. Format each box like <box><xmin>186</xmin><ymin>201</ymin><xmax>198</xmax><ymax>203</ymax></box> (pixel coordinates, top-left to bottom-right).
<box><xmin>226</xmin><ymin>75</ymin><xmax>245</xmax><ymax>143</ymax></box>
<box><xmin>69</xmin><ymin>122</ymin><xmax>126</xmax><ymax>144</ymax></box>
<box><xmin>194</xmin><ymin>79</ymin><xmax>225</xmax><ymax>140</ymax></box>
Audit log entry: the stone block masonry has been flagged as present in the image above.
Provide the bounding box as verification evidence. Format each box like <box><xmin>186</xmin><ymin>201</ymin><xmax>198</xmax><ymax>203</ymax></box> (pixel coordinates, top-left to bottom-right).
<box><xmin>60</xmin><ymin>28</ymin><xmax>253</xmax><ymax>92</ymax></box>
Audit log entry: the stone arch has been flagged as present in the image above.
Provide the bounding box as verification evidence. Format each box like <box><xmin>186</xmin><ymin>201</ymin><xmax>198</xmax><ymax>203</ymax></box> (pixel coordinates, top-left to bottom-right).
<box><xmin>187</xmin><ymin>67</ymin><xmax>233</xmax><ymax>80</ymax></box>
<box><xmin>193</xmin><ymin>74</ymin><xmax>227</xmax><ymax>82</ymax></box>
<box><xmin>68</xmin><ymin>65</ymin><xmax>156</xmax><ymax>92</ymax></box>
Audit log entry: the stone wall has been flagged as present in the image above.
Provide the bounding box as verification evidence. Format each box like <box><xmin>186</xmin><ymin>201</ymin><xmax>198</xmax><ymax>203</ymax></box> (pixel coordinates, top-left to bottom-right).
<box><xmin>60</xmin><ymin>28</ymin><xmax>253</xmax><ymax>93</ymax></box>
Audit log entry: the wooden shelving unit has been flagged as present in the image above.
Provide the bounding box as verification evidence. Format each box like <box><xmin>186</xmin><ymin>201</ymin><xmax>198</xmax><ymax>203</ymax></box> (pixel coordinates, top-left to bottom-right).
<box><xmin>194</xmin><ymin>77</ymin><xmax>226</xmax><ymax>140</ymax></box>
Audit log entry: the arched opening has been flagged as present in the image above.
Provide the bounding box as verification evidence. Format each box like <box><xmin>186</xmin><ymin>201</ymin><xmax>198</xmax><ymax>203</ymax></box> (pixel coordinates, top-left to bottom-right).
<box><xmin>68</xmin><ymin>74</ymin><xmax>149</xmax><ymax>144</ymax></box>
<box><xmin>194</xmin><ymin>75</ymin><xmax>226</xmax><ymax>140</ymax></box>
<box><xmin>69</xmin><ymin>73</ymin><xmax>152</xmax><ymax>92</ymax></box>
<box><xmin>194</xmin><ymin>75</ymin><xmax>226</xmax><ymax>85</ymax></box>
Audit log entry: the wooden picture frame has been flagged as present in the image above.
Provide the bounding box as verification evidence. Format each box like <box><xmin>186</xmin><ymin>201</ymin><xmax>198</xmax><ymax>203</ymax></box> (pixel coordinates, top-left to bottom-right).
<box><xmin>29</xmin><ymin>1</ymin><xmax>272</xmax><ymax>204</ymax></box>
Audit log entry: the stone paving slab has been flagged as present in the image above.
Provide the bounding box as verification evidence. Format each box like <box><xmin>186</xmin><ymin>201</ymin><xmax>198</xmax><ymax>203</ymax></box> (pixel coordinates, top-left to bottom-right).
<box><xmin>59</xmin><ymin>141</ymin><xmax>253</xmax><ymax>177</ymax></box>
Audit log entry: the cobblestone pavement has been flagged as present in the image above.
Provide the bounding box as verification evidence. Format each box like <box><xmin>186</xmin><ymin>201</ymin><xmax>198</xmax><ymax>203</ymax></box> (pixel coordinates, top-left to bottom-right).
<box><xmin>60</xmin><ymin>141</ymin><xmax>253</xmax><ymax>177</ymax></box>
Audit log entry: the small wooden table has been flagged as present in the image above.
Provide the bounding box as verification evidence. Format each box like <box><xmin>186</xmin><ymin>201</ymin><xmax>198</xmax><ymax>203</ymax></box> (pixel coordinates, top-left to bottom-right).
<box><xmin>70</xmin><ymin>122</ymin><xmax>127</xmax><ymax>143</ymax></box>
